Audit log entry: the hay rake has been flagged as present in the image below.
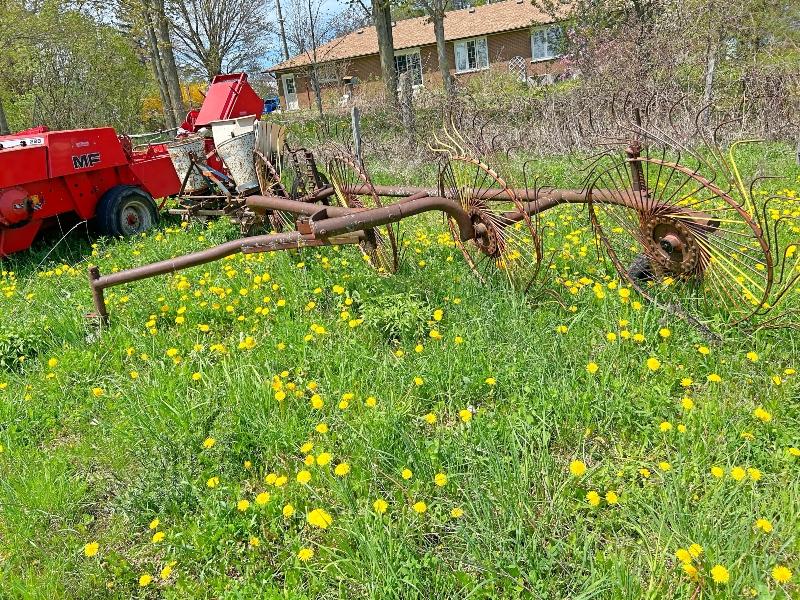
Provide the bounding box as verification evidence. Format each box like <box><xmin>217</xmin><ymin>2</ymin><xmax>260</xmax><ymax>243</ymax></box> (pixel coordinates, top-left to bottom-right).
<box><xmin>87</xmin><ymin>112</ymin><xmax>800</xmax><ymax>332</ymax></box>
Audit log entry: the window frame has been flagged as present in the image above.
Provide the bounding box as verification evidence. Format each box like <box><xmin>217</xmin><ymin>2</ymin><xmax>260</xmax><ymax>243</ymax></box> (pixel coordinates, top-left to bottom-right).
<box><xmin>393</xmin><ymin>47</ymin><xmax>424</xmax><ymax>88</ymax></box>
<box><xmin>530</xmin><ymin>25</ymin><xmax>562</xmax><ymax>62</ymax></box>
<box><xmin>453</xmin><ymin>36</ymin><xmax>489</xmax><ymax>74</ymax></box>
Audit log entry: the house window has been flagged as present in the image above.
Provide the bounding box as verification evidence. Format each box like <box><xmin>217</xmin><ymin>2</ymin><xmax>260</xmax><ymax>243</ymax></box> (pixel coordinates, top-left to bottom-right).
<box><xmin>394</xmin><ymin>49</ymin><xmax>422</xmax><ymax>86</ymax></box>
<box><xmin>454</xmin><ymin>37</ymin><xmax>489</xmax><ymax>73</ymax></box>
<box><xmin>531</xmin><ymin>26</ymin><xmax>562</xmax><ymax>61</ymax></box>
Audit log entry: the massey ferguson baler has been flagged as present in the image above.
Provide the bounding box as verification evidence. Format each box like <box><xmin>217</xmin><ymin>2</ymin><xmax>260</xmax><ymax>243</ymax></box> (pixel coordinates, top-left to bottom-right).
<box><xmin>0</xmin><ymin>127</ymin><xmax>182</xmax><ymax>256</ymax></box>
<box><xmin>0</xmin><ymin>72</ymin><xmax>268</xmax><ymax>257</ymax></box>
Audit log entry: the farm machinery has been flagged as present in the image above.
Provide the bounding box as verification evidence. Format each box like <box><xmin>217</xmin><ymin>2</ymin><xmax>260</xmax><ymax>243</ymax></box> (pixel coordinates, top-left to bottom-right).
<box><xmin>0</xmin><ymin>127</ymin><xmax>181</xmax><ymax>256</ymax></box>
<box><xmin>86</xmin><ymin>109</ymin><xmax>800</xmax><ymax>331</ymax></box>
<box><xmin>0</xmin><ymin>73</ymin><xmax>297</xmax><ymax>256</ymax></box>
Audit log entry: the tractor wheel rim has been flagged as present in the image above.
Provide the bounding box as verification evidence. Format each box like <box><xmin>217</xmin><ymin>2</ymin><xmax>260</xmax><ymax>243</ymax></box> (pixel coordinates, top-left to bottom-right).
<box><xmin>120</xmin><ymin>200</ymin><xmax>151</xmax><ymax>236</ymax></box>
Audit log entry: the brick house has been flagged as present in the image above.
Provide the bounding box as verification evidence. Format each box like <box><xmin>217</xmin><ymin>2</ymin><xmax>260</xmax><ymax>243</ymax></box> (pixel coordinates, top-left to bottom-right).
<box><xmin>269</xmin><ymin>0</ymin><xmax>565</xmax><ymax>110</ymax></box>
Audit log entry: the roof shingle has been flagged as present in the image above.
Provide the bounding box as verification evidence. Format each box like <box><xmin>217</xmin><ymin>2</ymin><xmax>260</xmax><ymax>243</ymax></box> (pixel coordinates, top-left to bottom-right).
<box><xmin>270</xmin><ymin>0</ymin><xmax>559</xmax><ymax>71</ymax></box>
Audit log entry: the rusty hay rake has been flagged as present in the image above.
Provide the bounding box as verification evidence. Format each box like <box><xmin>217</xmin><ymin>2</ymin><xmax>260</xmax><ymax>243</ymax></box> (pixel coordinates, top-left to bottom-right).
<box><xmin>87</xmin><ymin>112</ymin><xmax>800</xmax><ymax>332</ymax></box>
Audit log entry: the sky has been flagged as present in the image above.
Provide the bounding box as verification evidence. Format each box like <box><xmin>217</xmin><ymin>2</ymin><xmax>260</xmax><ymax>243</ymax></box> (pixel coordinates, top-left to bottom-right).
<box><xmin>262</xmin><ymin>0</ymin><xmax>359</xmax><ymax>67</ymax></box>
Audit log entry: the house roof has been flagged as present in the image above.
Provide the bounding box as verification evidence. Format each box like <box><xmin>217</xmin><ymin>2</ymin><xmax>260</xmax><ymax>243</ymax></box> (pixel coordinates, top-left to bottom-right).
<box><xmin>270</xmin><ymin>0</ymin><xmax>561</xmax><ymax>72</ymax></box>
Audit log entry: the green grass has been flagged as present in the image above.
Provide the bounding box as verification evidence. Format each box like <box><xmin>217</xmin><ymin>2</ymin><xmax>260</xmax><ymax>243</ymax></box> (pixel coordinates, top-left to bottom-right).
<box><xmin>0</xmin><ymin>147</ymin><xmax>799</xmax><ymax>599</ymax></box>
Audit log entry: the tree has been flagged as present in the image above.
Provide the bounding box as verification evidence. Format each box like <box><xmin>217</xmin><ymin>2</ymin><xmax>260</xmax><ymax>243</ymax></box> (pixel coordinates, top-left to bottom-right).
<box><xmin>412</xmin><ymin>0</ymin><xmax>453</xmax><ymax>95</ymax></box>
<box><xmin>0</xmin><ymin>100</ymin><xmax>9</xmax><ymax>135</ymax></box>
<box><xmin>372</xmin><ymin>0</ymin><xmax>398</xmax><ymax>105</ymax></box>
<box><xmin>168</xmin><ymin>0</ymin><xmax>275</xmax><ymax>79</ymax></box>
<box><xmin>0</xmin><ymin>1</ymin><xmax>151</xmax><ymax>132</ymax></box>
<box><xmin>285</xmin><ymin>0</ymin><xmax>341</xmax><ymax>114</ymax></box>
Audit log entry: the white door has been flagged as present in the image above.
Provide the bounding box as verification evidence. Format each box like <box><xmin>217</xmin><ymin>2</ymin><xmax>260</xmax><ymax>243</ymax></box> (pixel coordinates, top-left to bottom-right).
<box><xmin>282</xmin><ymin>74</ymin><xmax>298</xmax><ymax>110</ymax></box>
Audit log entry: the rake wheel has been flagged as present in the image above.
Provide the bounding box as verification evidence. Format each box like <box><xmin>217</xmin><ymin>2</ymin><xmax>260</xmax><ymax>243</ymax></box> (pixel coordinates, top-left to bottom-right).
<box><xmin>588</xmin><ymin>151</ymin><xmax>772</xmax><ymax>324</ymax></box>
<box><xmin>442</xmin><ymin>156</ymin><xmax>542</xmax><ymax>291</ymax></box>
<box><xmin>327</xmin><ymin>155</ymin><xmax>399</xmax><ymax>274</ymax></box>
<box><xmin>254</xmin><ymin>151</ymin><xmax>295</xmax><ymax>233</ymax></box>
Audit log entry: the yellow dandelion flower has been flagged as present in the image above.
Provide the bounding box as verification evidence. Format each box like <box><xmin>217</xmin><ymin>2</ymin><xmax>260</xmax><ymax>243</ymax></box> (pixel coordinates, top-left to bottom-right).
<box><xmin>682</xmin><ymin>563</ymin><xmax>699</xmax><ymax>580</ymax></box>
<box><xmin>202</xmin><ymin>437</ymin><xmax>216</xmax><ymax>449</ymax></box>
<box><xmin>298</xmin><ymin>547</ymin><xmax>314</xmax><ymax>561</ymax></box>
<box><xmin>296</xmin><ymin>470</ymin><xmax>312</xmax><ymax>484</ymax></box>
<box><xmin>256</xmin><ymin>492</ymin><xmax>270</xmax><ymax>505</ymax></box>
<box><xmin>755</xmin><ymin>518</ymin><xmax>773</xmax><ymax>533</ymax></box>
<box><xmin>237</xmin><ymin>499</ymin><xmax>250</xmax><ymax>512</ymax></box>
<box><xmin>283</xmin><ymin>504</ymin><xmax>295</xmax><ymax>518</ymax></box>
<box><xmin>412</xmin><ymin>501</ymin><xmax>427</xmax><ymax>514</ymax></box>
<box><xmin>423</xmin><ymin>412</ymin><xmax>436</xmax><ymax>424</ymax></box>
<box><xmin>586</xmin><ymin>491</ymin><xmax>600</xmax><ymax>506</ymax></box>
<box><xmin>586</xmin><ymin>362</ymin><xmax>599</xmax><ymax>374</ymax></box>
<box><xmin>434</xmin><ymin>473</ymin><xmax>448</xmax><ymax>487</ymax></box>
<box><xmin>373</xmin><ymin>499</ymin><xmax>388</xmax><ymax>514</ymax></box>
<box><xmin>569</xmin><ymin>460</ymin><xmax>587</xmax><ymax>476</ymax></box>
<box><xmin>334</xmin><ymin>463</ymin><xmax>351</xmax><ymax>476</ymax></box>
<box><xmin>459</xmin><ymin>409</ymin><xmax>473</xmax><ymax>422</ymax></box>
<box><xmin>753</xmin><ymin>406</ymin><xmax>772</xmax><ymax>422</ymax></box>
<box><xmin>84</xmin><ymin>541</ymin><xmax>99</xmax><ymax>557</ymax></box>
<box><xmin>730</xmin><ymin>466</ymin><xmax>746</xmax><ymax>481</ymax></box>
<box><xmin>710</xmin><ymin>466</ymin><xmax>724</xmax><ymax>478</ymax></box>
<box><xmin>307</xmin><ymin>508</ymin><xmax>333</xmax><ymax>529</ymax></box>
<box><xmin>605</xmin><ymin>490</ymin><xmax>619</xmax><ymax>505</ymax></box>
<box><xmin>772</xmin><ymin>565</ymin><xmax>792</xmax><ymax>583</ymax></box>
<box><xmin>139</xmin><ymin>573</ymin><xmax>153</xmax><ymax>587</ymax></box>
<box><xmin>710</xmin><ymin>564</ymin><xmax>729</xmax><ymax>583</ymax></box>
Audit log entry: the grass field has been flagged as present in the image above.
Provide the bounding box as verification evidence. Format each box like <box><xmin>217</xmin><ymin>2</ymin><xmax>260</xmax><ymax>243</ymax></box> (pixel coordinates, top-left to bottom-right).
<box><xmin>1</xmin><ymin>146</ymin><xmax>799</xmax><ymax>599</ymax></box>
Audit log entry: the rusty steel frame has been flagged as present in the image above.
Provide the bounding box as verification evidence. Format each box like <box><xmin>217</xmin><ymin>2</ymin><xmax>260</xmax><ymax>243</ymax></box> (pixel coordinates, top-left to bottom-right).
<box><xmin>87</xmin><ymin>181</ymin><xmax>673</xmax><ymax>322</ymax></box>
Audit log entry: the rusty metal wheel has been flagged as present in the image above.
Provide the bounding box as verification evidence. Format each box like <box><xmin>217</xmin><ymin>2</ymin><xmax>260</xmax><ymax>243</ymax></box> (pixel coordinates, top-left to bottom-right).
<box><xmin>442</xmin><ymin>156</ymin><xmax>543</xmax><ymax>292</ymax></box>
<box><xmin>254</xmin><ymin>150</ymin><xmax>295</xmax><ymax>233</ymax></box>
<box><xmin>327</xmin><ymin>155</ymin><xmax>399</xmax><ymax>274</ymax></box>
<box><xmin>588</xmin><ymin>149</ymin><xmax>772</xmax><ymax>324</ymax></box>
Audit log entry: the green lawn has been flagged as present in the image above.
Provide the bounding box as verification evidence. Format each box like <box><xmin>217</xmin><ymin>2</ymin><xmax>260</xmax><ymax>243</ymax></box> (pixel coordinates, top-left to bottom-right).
<box><xmin>0</xmin><ymin>148</ymin><xmax>798</xmax><ymax>599</ymax></box>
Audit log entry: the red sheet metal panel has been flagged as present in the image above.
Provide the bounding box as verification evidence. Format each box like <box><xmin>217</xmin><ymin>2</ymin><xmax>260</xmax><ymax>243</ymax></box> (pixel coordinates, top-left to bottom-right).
<box><xmin>46</xmin><ymin>128</ymin><xmax>128</xmax><ymax>179</ymax></box>
<box><xmin>126</xmin><ymin>154</ymin><xmax>182</xmax><ymax>200</ymax></box>
<box><xmin>195</xmin><ymin>73</ymin><xmax>263</xmax><ymax>127</ymax></box>
<box><xmin>0</xmin><ymin>144</ymin><xmax>48</xmax><ymax>187</ymax></box>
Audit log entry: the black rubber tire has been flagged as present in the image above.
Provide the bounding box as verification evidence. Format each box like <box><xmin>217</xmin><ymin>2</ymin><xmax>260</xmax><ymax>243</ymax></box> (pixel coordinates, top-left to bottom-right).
<box><xmin>95</xmin><ymin>185</ymin><xmax>158</xmax><ymax>237</ymax></box>
<box><xmin>628</xmin><ymin>252</ymin><xmax>655</xmax><ymax>282</ymax></box>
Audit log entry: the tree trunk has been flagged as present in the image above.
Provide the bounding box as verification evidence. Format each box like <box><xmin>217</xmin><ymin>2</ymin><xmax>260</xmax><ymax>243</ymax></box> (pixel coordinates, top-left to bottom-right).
<box><xmin>372</xmin><ymin>0</ymin><xmax>397</xmax><ymax>106</ymax></box>
<box><xmin>432</xmin><ymin>13</ymin><xmax>453</xmax><ymax>95</ymax></box>
<box><xmin>153</xmin><ymin>0</ymin><xmax>186</xmax><ymax>126</ymax></box>
<box><xmin>309</xmin><ymin>67</ymin><xmax>324</xmax><ymax>116</ymax></box>
<box><xmin>143</xmin><ymin>5</ymin><xmax>176</xmax><ymax>129</ymax></box>
<box><xmin>275</xmin><ymin>0</ymin><xmax>290</xmax><ymax>61</ymax></box>
<box><xmin>0</xmin><ymin>97</ymin><xmax>9</xmax><ymax>135</ymax></box>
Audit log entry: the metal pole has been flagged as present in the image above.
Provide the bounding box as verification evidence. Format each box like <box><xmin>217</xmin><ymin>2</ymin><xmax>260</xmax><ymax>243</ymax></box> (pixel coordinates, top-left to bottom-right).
<box><xmin>351</xmin><ymin>106</ymin><xmax>362</xmax><ymax>165</ymax></box>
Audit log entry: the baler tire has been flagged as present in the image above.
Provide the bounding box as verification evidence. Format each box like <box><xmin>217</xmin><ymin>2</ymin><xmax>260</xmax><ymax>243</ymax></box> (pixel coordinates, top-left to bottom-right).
<box><xmin>95</xmin><ymin>186</ymin><xmax>158</xmax><ymax>238</ymax></box>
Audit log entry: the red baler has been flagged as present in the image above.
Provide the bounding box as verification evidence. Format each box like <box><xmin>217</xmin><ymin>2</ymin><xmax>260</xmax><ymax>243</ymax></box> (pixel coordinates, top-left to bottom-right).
<box><xmin>0</xmin><ymin>127</ymin><xmax>181</xmax><ymax>256</ymax></box>
<box><xmin>0</xmin><ymin>72</ymin><xmax>265</xmax><ymax>257</ymax></box>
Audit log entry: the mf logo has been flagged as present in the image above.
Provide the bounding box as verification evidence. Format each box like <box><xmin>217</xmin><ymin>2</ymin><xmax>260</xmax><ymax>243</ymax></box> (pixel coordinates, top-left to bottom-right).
<box><xmin>72</xmin><ymin>152</ymin><xmax>101</xmax><ymax>169</ymax></box>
